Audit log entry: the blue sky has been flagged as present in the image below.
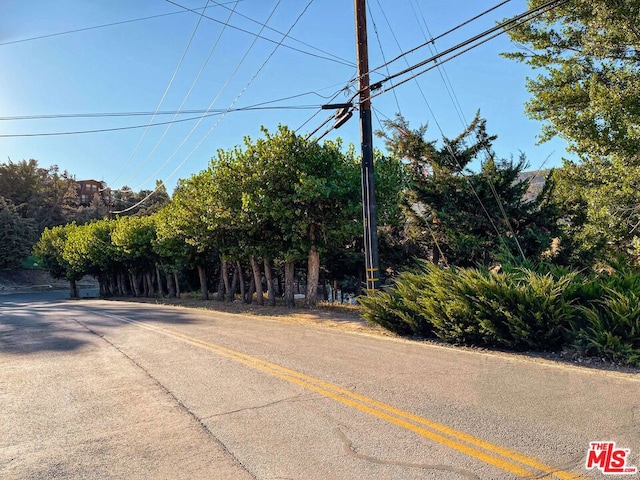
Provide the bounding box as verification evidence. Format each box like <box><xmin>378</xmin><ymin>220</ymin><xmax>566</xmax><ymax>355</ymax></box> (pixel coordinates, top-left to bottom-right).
<box><xmin>1</xmin><ymin>0</ymin><xmax>571</xmax><ymax>192</ymax></box>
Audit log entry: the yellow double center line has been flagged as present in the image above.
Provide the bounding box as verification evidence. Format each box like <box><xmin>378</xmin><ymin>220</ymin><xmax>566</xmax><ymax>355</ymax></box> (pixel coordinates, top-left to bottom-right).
<box><xmin>97</xmin><ymin>312</ymin><xmax>583</xmax><ymax>479</ymax></box>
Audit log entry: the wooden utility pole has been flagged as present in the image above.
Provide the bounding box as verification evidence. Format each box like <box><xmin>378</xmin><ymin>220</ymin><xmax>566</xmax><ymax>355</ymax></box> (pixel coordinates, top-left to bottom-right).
<box><xmin>354</xmin><ymin>0</ymin><xmax>380</xmax><ymax>290</ymax></box>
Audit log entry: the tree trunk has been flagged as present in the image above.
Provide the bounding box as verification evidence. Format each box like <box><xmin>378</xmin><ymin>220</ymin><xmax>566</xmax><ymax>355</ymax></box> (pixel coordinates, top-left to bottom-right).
<box><xmin>108</xmin><ymin>273</ymin><xmax>118</xmax><ymax>297</ymax></box>
<box><xmin>119</xmin><ymin>272</ymin><xmax>130</xmax><ymax>296</ymax></box>
<box><xmin>216</xmin><ymin>267</ymin><xmax>225</xmax><ymax>301</ymax></box>
<box><xmin>197</xmin><ymin>264</ymin><xmax>208</xmax><ymax>300</ymax></box>
<box><xmin>245</xmin><ymin>275</ymin><xmax>255</xmax><ymax>304</ymax></box>
<box><xmin>130</xmin><ymin>271</ymin><xmax>139</xmax><ymax>297</ymax></box>
<box><xmin>98</xmin><ymin>275</ymin><xmax>106</xmax><ymax>297</ymax></box>
<box><xmin>155</xmin><ymin>264</ymin><xmax>164</xmax><ymax>297</ymax></box>
<box><xmin>322</xmin><ymin>274</ymin><xmax>328</xmax><ymax>301</ymax></box>
<box><xmin>305</xmin><ymin>245</ymin><xmax>320</xmax><ymax>306</ymax></box>
<box><xmin>69</xmin><ymin>278</ymin><xmax>79</xmax><ymax>299</ymax></box>
<box><xmin>174</xmin><ymin>272</ymin><xmax>180</xmax><ymax>298</ymax></box>
<box><xmin>356</xmin><ymin>269</ymin><xmax>363</xmax><ymax>297</ymax></box>
<box><xmin>284</xmin><ymin>260</ymin><xmax>295</xmax><ymax>307</ymax></box>
<box><xmin>230</xmin><ymin>265</ymin><xmax>238</xmax><ymax>302</ymax></box>
<box><xmin>236</xmin><ymin>261</ymin><xmax>246</xmax><ymax>302</ymax></box>
<box><xmin>432</xmin><ymin>243</ymin><xmax>440</xmax><ymax>266</ymax></box>
<box><xmin>166</xmin><ymin>271</ymin><xmax>176</xmax><ymax>298</ymax></box>
<box><xmin>250</xmin><ymin>256</ymin><xmax>264</xmax><ymax>306</ymax></box>
<box><xmin>264</xmin><ymin>259</ymin><xmax>276</xmax><ymax>306</ymax></box>
<box><xmin>222</xmin><ymin>257</ymin><xmax>232</xmax><ymax>302</ymax></box>
<box><xmin>145</xmin><ymin>271</ymin><xmax>155</xmax><ymax>297</ymax></box>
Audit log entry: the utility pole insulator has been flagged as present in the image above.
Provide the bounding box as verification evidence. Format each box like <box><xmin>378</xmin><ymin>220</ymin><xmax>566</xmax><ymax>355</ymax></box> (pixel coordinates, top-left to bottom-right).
<box><xmin>334</xmin><ymin>107</ymin><xmax>353</xmax><ymax>129</ymax></box>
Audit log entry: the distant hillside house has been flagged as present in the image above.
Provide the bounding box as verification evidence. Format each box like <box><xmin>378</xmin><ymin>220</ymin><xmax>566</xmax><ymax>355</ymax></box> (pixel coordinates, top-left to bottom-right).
<box><xmin>76</xmin><ymin>179</ymin><xmax>106</xmax><ymax>206</ymax></box>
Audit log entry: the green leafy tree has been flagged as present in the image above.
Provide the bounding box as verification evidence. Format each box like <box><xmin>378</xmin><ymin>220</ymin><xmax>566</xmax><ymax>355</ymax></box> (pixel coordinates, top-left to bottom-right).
<box><xmin>506</xmin><ymin>1</ymin><xmax>640</xmax><ymax>264</ymax></box>
<box><xmin>0</xmin><ymin>160</ymin><xmax>84</xmax><ymax>229</ymax></box>
<box><xmin>238</xmin><ymin>126</ymin><xmax>362</xmax><ymax>306</ymax></box>
<box><xmin>0</xmin><ymin>159</ymin><xmax>42</xmax><ymax>218</ymax></box>
<box><xmin>322</xmin><ymin>152</ymin><xmax>409</xmax><ymax>291</ymax></box>
<box><xmin>156</xmin><ymin>174</ymin><xmax>221</xmax><ymax>300</ymax></box>
<box><xmin>152</xmin><ymin>208</ymin><xmax>190</xmax><ymax>298</ymax></box>
<box><xmin>551</xmin><ymin>159</ymin><xmax>640</xmax><ymax>266</ymax></box>
<box><xmin>63</xmin><ymin>220</ymin><xmax>120</xmax><ymax>296</ymax></box>
<box><xmin>506</xmin><ymin>0</ymin><xmax>640</xmax><ymax>159</ymax></box>
<box><xmin>33</xmin><ymin>223</ymin><xmax>84</xmax><ymax>297</ymax></box>
<box><xmin>110</xmin><ymin>181</ymin><xmax>170</xmax><ymax>217</ymax></box>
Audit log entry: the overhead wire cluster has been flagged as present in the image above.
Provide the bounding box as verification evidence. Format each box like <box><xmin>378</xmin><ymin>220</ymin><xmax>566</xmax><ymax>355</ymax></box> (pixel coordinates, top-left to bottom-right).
<box><xmin>0</xmin><ymin>0</ymin><xmax>346</xmax><ymax>214</ymax></box>
<box><xmin>302</xmin><ymin>0</ymin><xmax>568</xmax><ymax>144</ymax></box>
<box><xmin>110</xmin><ymin>0</ymin><xmax>322</xmax><ymax>214</ymax></box>
<box><xmin>1</xmin><ymin>0</ymin><xmax>357</xmax><ymax>215</ymax></box>
<box><xmin>0</xmin><ymin>1</ymin><xmax>350</xmax><ymax>139</ymax></box>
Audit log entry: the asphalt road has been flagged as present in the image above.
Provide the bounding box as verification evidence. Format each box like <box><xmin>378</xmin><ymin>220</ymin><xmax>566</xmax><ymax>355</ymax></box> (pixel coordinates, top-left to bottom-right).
<box><xmin>1</xmin><ymin>294</ymin><xmax>639</xmax><ymax>479</ymax></box>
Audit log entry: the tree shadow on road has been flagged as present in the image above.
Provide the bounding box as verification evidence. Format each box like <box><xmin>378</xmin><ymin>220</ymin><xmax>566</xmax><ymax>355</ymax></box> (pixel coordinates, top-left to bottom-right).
<box><xmin>0</xmin><ymin>306</ymin><xmax>87</xmax><ymax>355</ymax></box>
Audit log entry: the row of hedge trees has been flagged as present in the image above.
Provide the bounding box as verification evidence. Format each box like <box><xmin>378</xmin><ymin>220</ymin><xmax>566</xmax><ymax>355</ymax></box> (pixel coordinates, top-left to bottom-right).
<box><xmin>34</xmin><ymin>127</ymin><xmax>407</xmax><ymax>306</ymax></box>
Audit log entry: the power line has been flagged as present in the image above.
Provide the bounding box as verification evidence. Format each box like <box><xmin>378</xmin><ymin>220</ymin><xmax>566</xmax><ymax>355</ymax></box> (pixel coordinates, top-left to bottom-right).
<box><xmin>0</xmin><ymin>0</ymin><xmax>348</xmax><ymax>69</ymax></box>
<box><xmin>367</xmin><ymin>1</ymin><xmax>401</xmax><ymax>113</ymax></box>
<box><xmin>412</xmin><ymin>4</ymin><xmax>526</xmax><ymax>260</ymax></box>
<box><xmin>0</xmin><ymin>1</ymin><xmax>243</xmax><ymax>47</ymax></box>
<box><xmin>122</xmin><ymin>0</ymin><xmax>241</xmax><ymax>188</ymax></box>
<box><xmin>408</xmin><ymin>0</ymin><xmax>466</xmax><ymax>126</ymax></box>
<box><xmin>369</xmin><ymin>0</ymin><xmax>512</xmax><ymax>78</ymax></box>
<box><xmin>369</xmin><ymin>0</ymin><xmax>568</xmax><ymax>99</ymax></box>
<box><xmin>0</xmin><ymin>105</ymin><xmax>320</xmax><ymax>138</ymax></box>
<box><xmin>0</xmin><ymin>89</ymin><xmax>342</xmax><ymax>122</ymax></box>
<box><xmin>202</xmin><ymin>0</ymin><xmax>354</xmax><ymax>68</ymax></box>
<box><xmin>304</xmin><ymin>114</ymin><xmax>335</xmax><ymax>140</ymax></box>
<box><xmin>295</xmin><ymin>81</ymin><xmax>355</xmax><ymax>134</ymax></box>
<box><xmin>301</xmin><ymin>0</ymin><xmax>520</xmax><ymax>142</ymax></box>
<box><xmin>365</xmin><ymin>1</ymin><xmax>567</xmax><ymax>260</ymax></box>
<box><xmin>301</xmin><ymin>0</ymin><xmax>565</xmax><ymax>149</ymax></box>
<box><xmin>111</xmin><ymin>1</ymin><xmax>213</xmax><ymax>187</ymax></box>
<box><xmin>129</xmin><ymin>0</ymin><xmax>315</xmax><ymax>193</ymax></box>
<box><xmin>2</xmin><ymin>0</ymin><xmax>352</xmax><ymax>67</ymax></box>
<box><xmin>129</xmin><ymin>0</ymin><xmax>286</xmax><ymax>190</ymax></box>
<box><xmin>165</xmin><ymin>0</ymin><xmax>354</xmax><ymax>67</ymax></box>
<box><xmin>411</xmin><ymin>4</ymin><xmax>519</xmax><ymax>256</ymax></box>
<box><xmin>375</xmin><ymin>105</ymin><xmax>451</xmax><ymax>266</ymax></box>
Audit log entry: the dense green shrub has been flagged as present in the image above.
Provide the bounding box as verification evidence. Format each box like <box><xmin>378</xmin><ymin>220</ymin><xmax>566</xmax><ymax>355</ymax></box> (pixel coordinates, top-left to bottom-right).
<box><xmin>413</xmin><ymin>265</ymin><xmax>486</xmax><ymax>345</ymax></box>
<box><xmin>392</xmin><ymin>270</ymin><xmax>436</xmax><ymax>336</ymax></box>
<box><xmin>574</xmin><ymin>291</ymin><xmax>640</xmax><ymax>366</ymax></box>
<box><xmin>418</xmin><ymin>266</ymin><xmax>579</xmax><ymax>350</ymax></box>
<box><xmin>358</xmin><ymin>269</ymin><xmax>434</xmax><ymax>336</ymax></box>
<box><xmin>360</xmin><ymin>261</ymin><xmax>640</xmax><ymax>365</ymax></box>
<box><xmin>358</xmin><ymin>288</ymin><xmax>414</xmax><ymax>336</ymax></box>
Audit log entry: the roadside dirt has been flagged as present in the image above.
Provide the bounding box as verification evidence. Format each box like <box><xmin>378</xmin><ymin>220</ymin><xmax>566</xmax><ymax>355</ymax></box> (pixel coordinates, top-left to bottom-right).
<box><xmin>112</xmin><ymin>295</ymin><xmax>395</xmax><ymax>337</ymax></box>
<box><xmin>111</xmin><ymin>295</ymin><xmax>639</xmax><ymax>376</ymax></box>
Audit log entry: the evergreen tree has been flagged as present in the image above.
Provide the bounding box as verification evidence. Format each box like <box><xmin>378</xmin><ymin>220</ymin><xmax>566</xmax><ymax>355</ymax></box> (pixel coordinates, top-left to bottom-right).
<box><xmin>379</xmin><ymin>114</ymin><xmax>559</xmax><ymax>267</ymax></box>
<box><xmin>0</xmin><ymin>197</ymin><xmax>36</xmax><ymax>269</ymax></box>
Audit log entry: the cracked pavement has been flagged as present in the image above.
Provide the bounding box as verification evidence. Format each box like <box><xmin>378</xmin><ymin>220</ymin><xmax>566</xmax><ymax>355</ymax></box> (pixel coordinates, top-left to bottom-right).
<box><xmin>2</xmin><ymin>295</ymin><xmax>639</xmax><ymax>479</ymax></box>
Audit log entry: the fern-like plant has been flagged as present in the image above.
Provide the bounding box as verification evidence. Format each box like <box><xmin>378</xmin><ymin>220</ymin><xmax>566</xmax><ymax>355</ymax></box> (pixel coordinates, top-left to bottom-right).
<box><xmin>575</xmin><ymin>290</ymin><xmax>640</xmax><ymax>366</ymax></box>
